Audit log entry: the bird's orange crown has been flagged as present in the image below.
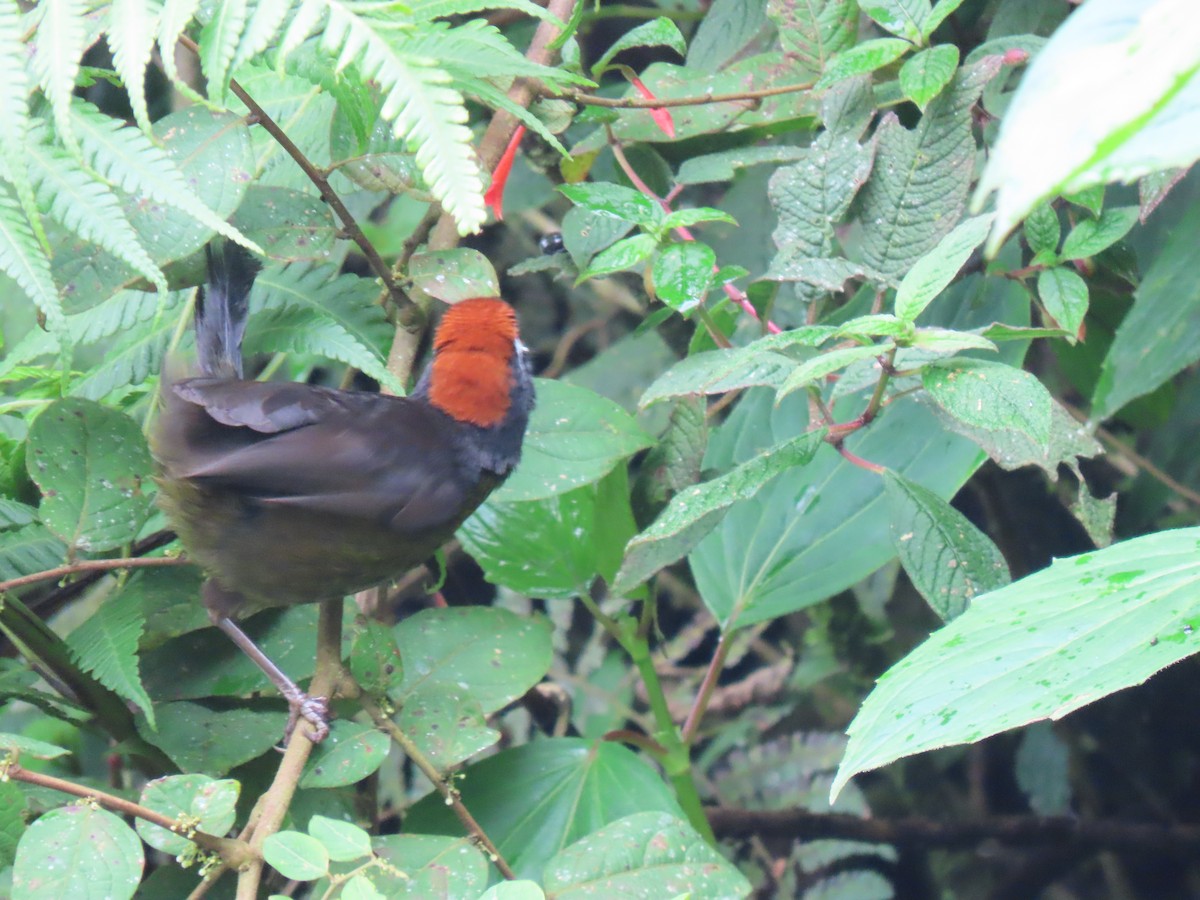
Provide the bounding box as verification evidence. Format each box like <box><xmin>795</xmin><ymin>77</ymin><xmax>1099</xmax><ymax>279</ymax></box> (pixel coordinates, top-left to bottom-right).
<box><xmin>427</xmin><ymin>298</ymin><xmax>519</xmax><ymax>428</ymax></box>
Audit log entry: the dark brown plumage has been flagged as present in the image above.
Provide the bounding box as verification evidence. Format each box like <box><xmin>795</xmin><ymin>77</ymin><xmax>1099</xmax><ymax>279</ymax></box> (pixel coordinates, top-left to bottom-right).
<box><xmin>153</xmin><ymin>243</ymin><xmax>534</xmax><ymax>739</ymax></box>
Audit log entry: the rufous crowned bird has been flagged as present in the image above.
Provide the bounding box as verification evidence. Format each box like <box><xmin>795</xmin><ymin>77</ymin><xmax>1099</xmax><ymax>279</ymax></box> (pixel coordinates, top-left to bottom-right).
<box><xmin>153</xmin><ymin>243</ymin><xmax>534</xmax><ymax>740</ymax></box>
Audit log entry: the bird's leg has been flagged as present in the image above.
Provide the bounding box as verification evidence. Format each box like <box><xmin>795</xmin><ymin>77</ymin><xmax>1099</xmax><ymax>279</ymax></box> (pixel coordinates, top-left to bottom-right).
<box><xmin>202</xmin><ymin>582</ymin><xmax>330</xmax><ymax>743</ymax></box>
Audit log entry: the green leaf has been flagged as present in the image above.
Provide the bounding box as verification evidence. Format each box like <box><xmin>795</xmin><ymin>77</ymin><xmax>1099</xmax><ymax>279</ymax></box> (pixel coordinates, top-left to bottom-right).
<box><xmin>263</xmin><ymin>832</ymin><xmax>329</xmax><ymax>882</ymax></box>
<box><xmin>349</xmin><ymin>621</ymin><xmax>404</xmax><ymax>696</ymax></box>
<box><xmin>834</xmin><ymin>314</ymin><xmax>911</xmax><ymax>340</ymax></box>
<box><xmin>1037</xmin><ymin>267</ymin><xmax>1089</xmax><ymax>339</ymax></box>
<box><xmin>976</xmin><ymin>0</ymin><xmax>1200</xmax><ymax>253</ymax></box>
<box><xmin>0</xmin><ymin>732</ymin><xmax>70</xmax><ymax>759</ymax></box>
<box><xmin>367</xmin><ymin>834</ymin><xmax>488</xmax><ymax>897</ymax></box>
<box><xmin>25</xmin><ymin>398</ymin><xmax>154</xmax><ymax>553</ymax></box>
<box><xmin>409</xmin><ymin>249</ymin><xmax>499</xmax><ymax>303</ymax></box>
<box><xmin>593</xmin><ymin>17</ymin><xmax>686</xmax><ymax>75</ymax></box>
<box><xmin>0</xmin><ymin>781</ymin><xmax>25</xmax><ymax>868</ymax></box>
<box><xmin>613</xmin><ymin>432</ymin><xmax>825</xmax><ymax>596</ymax></box>
<box><xmin>767</xmin><ymin>0</ymin><xmax>857</xmax><ymax>75</ymax></box>
<box><xmin>558</xmin><ymin>183</ymin><xmax>663</xmax><ymax>228</ymax></box>
<box><xmin>676</xmin><ymin>145</ymin><xmax>809</xmax><ymax>185</ymax></box>
<box><xmin>228</xmin><ymin>185</ymin><xmax>338</xmax><ymax>261</ymax></box>
<box><xmin>924</xmin><ymin>0</ymin><xmax>968</xmax><ymax>38</ymax></box>
<box><xmin>1016</xmin><ymin>723</ymin><xmax>1071</xmax><ymax>816</ymax></box>
<box><xmin>858</xmin><ymin>0</ymin><xmax>931</xmax><ymax>42</ymax></box>
<box><xmin>13</xmin><ymin>806</ymin><xmax>142</xmax><ymax>900</ymax></box>
<box><xmin>577</xmin><ymin>234</ymin><xmax>658</xmax><ymax>282</ymax></box>
<box><xmin>651</xmin><ymin>242</ymin><xmax>715</xmax><ymax>312</ymax></box>
<box><xmin>776</xmin><ymin>343</ymin><xmax>893</xmax><ymax>400</ymax></box>
<box><xmin>832</xmin><ymin>527</ymin><xmax>1200</xmax><ymax>801</ymax></box>
<box><xmin>883</xmin><ymin>470</ymin><xmax>1010</xmax><ymax>621</ymax></box>
<box><xmin>816</xmin><ymin>37</ymin><xmax>911</xmax><ymax>90</ymax></box>
<box><xmin>142</xmin><ymin>701</ymin><xmax>287</xmax><ymax>775</ymax></box>
<box><xmin>640</xmin><ymin>347</ymin><xmax>795</xmax><ymax>406</ymax></box>
<box><xmin>405</xmin><ymin>739</ymin><xmax>682</xmax><ymax>881</ymax></box>
<box><xmin>562</xmin><ymin>206</ymin><xmax>635</xmax><ymax>269</ymax></box>
<box><xmin>66</xmin><ymin>588</ymin><xmax>155</xmax><ymax>729</ymax></box>
<box><xmin>136</xmin><ymin>775</ymin><xmax>239</xmax><ymax>855</ymax></box>
<box><xmin>900</xmin><ymin>45</ymin><xmax>960</xmax><ymax>110</ymax></box>
<box><xmin>308</xmin><ymin>815</ymin><xmax>373</xmax><ymax>863</ymax></box>
<box><xmin>492</xmin><ymin>380</ymin><xmax>653</xmax><ymax>503</ymax></box>
<box><xmin>544</xmin><ymin>812</ymin><xmax>751</xmax><ymax>898</ymax></box>
<box><xmin>1059</xmin><ymin>206</ymin><xmax>1139</xmax><ymax>260</ymax></box>
<box><xmin>300</xmin><ymin>721</ymin><xmax>390</xmax><ymax>789</ymax></box>
<box><xmin>395</xmin><ymin>683</ymin><xmax>497</xmax><ymax>773</ymax></box>
<box><xmin>894</xmin><ymin>213</ymin><xmax>993</xmax><ymax>322</ymax></box>
<box><xmin>0</xmin><ymin>524</ymin><xmax>66</xmax><ymax>581</ymax></box>
<box><xmin>463</xmin><ymin>469</ymin><xmax>636</xmax><ymax>601</ymax></box>
<box><xmin>859</xmin><ymin>57</ymin><xmax>1005</xmax><ymax>281</ymax></box>
<box><xmin>659</xmin><ymin>207</ymin><xmax>738</xmax><ymax>231</ymax></box>
<box><xmin>1022</xmin><ymin>203</ymin><xmax>1061</xmax><ymax>257</ymax></box>
<box><xmin>922</xmin><ymin>359</ymin><xmax>1052</xmax><ymax>453</ymax></box>
<box><xmin>1093</xmin><ymin>203</ymin><xmax>1200</xmax><ymax>419</ymax></box>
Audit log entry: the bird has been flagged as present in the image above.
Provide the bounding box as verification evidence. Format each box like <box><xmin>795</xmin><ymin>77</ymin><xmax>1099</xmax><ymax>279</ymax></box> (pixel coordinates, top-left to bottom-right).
<box><xmin>152</xmin><ymin>242</ymin><xmax>535</xmax><ymax>741</ymax></box>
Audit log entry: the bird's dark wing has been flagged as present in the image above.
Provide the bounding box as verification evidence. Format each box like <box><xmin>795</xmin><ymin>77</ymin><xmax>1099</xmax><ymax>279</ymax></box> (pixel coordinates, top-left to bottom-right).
<box><xmin>158</xmin><ymin>378</ymin><xmax>475</xmax><ymax>532</ymax></box>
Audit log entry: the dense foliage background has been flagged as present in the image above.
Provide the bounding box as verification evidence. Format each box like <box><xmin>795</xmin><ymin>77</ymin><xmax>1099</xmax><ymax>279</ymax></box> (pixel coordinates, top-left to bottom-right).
<box><xmin>0</xmin><ymin>0</ymin><xmax>1198</xmax><ymax>897</ymax></box>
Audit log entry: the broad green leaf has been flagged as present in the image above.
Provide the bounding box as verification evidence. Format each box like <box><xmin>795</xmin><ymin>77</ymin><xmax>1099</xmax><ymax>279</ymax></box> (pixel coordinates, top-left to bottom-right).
<box><xmin>300</xmin><ymin>721</ymin><xmax>390</xmax><ymax>789</ymax></box>
<box><xmin>136</xmin><ymin>775</ymin><xmax>239</xmax><ymax>855</ymax></box>
<box><xmin>349</xmin><ymin>621</ymin><xmax>404</xmax><ymax>696</ymax></box>
<box><xmin>395</xmin><ymin>683</ymin><xmax>497</xmax><ymax>773</ymax></box>
<box><xmin>228</xmin><ymin>185</ymin><xmax>337</xmax><ymax>262</ymax></box>
<box><xmin>479</xmin><ymin>882</ymin><xmax>545</xmax><ymax>900</ymax></box>
<box><xmin>976</xmin><ymin>0</ymin><xmax>1200</xmax><ymax>253</ymax></box>
<box><xmin>562</xmin><ymin>206</ymin><xmax>635</xmax><ymax>269</ymax></box>
<box><xmin>613</xmin><ymin>432</ymin><xmax>825</xmax><ymax>596</ymax></box>
<box><xmin>899</xmin><ymin>45</ymin><xmax>960</xmax><ymax>109</ymax></box>
<box><xmin>922</xmin><ymin>359</ymin><xmax>1052</xmax><ymax>453</ymax></box>
<box><xmin>558</xmin><ymin>183</ymin><xmax>663</xmax><ymax>228</ymax></box>
<box><xmin>651</xmin><ymin>242</ymin><xmax>715</xmax><ymax>312</ymax></box>
<box><xmin>776</xmin><ymin>343</ymin><xmax>893</xmax><ymax>400</ymax></box>
<box><xmin>816</xmin><ymin>37</ymin><xmax>911</xmax><ymax>90</ymax></box>
<box><xmin>768</xmin><ymin>0</ymin><xmax>857</xmax><ymax>76</ymax></box>
<box><xmin>688</xmin><ymin>0</ymin><xmax>768</xmax><ymax>71</ymax></box>
<box><xmin>859</xmin><ymin>56</ymin><xmax>1005</xmax><ymax>281</ymax></box>
<box><xmin>1037</xmin><ymin>267</ymin><xmax>1089</xmax><ymax>338</ymax></box>
<box><xmin>858</xmin><ymin>0</ymin><xmax>931</xmax><ymax>43</ymax></box>
<box><xmin>640</xmin><ymin>347</ymin><xmax>795</xmax><ymax>406</ymax></box>
<box><xmin>66</xmin><ymin>587</ymin><xmax>155</xmax><ymax>729</ymax></box>
<box><xmin>676</xmin><ymin>145</ymin><xmax>809</xmax><ymax>185</ymax></box>
<box><xmin>592</xmin><ymin>17</ymin><xmax>686</xmax><ymax>75</ymax></box>
<box><xmin>894</xmin><ymin>214</ymin><xmax>993</xmax><ymax>322</ymax></box>
<box><xmin>364</xmin><ymin>834</ymin><xmax>487</xmax><ymax>897</ymax></box>
<box><xmin>491</xmin><ymin>380</ymin><xmax>653</xmax><ymax>503</ymax></box>
<box><xmin>1060</xmin><ymin>206</ymin><xmax>1139</xmax><ymax>260</ymax></box>
<box><xmin>1022</xmin><ymin>203</ymin><xmax>1061</xmax><ymax>257</ymax></box>
<box><xmin>263</xmin><ymin>832</ymin><xmax>329</xmax><ymax>881</ymax></box>
<box><xmin>405</xmin><ymin>739</ymin><xmax>682</xmax><ymax>881</ymax></box>
<box><xmin>463</xmin><ymin>469</ymin><xmax>636</xmax><ymax>601</ymax></box>
<box><xmin>142</xmin><ymin>701</ymin><xmax>287</xmax><ymax>775</ymax></box>
<box><xmin>545</xmin><ymin>812</ymin><xmax>751</xmax><ymax>899</ymax></box>
<box><xmin>308</xmin><ymin>816</ymin><xmax>372</xmax><ymax>863</ymax></box>
<box><xmin>409</xmin><ymin>248</ymin><xmax>499</xmax><ymax>303</ymax></box>
<box><xmin>577</xmin><ymin>234</ymin><xmax>657</xmax><ymax>282</ymax></box>
<box><xmin>1093</xmin><ymin>202</ymin><xmax>1200</xmax><ymax>419</ymax></box>
<box><xmin>26</xmin><ymin>398</ymin><xmax>154</xmax><ymax>553</ymax></box>
<box><xmin>883</xmin><ymin>470</ymin><xmax>1010</xmax><ymax>621</ymax></box>
<box><xmin>13</xmin><ymin>806</ymin><xmax>142</xmax><ymax>900</ymax></box>
<box><xmin>832</xmin><ymin>527</ymin><xmax>1200</xmax><ymax>801</ymax></box>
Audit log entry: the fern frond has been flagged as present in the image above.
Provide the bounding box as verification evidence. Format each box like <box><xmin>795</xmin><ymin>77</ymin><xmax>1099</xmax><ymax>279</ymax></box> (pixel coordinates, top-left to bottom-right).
<box><xmin>403</xmin><ymin>19</ymin><xmax>582</xmax><ymax>84</ymax></box>
<box><xmin>27</xmin><ymin>141</ymin><xmax>167</xmax><ymax>295</ymax></box>
<box><xmin>463</xmin><ymin>75</ymin><xmax>567</xmax><ymax>156</ymax></box>
<box><xmin>68</xmin><ymin>99</ymin><xmax>261</xmax><ymax>253</ymax></box>
<box><xmin>199</xmin><ymin>0</ymin><xmax>249</xmax><ymax>100</ymax></box>
<box><xmin>157</xmin><ymin>0</ymin><xmax>206</xmax><ymax>103</ymax></box>
<box><xmin>69</xmin><ymin>294</ymin><xmax>181</xmax><ymax>398</ymax></box>
<box><xmin>108</xmin><ymin>0</ymin><xmax>162</xmax><ymax>132</ymax></box>
<box><xmin>0</xmin><ymin>0</ymin><xmax>47</xmax><ymax>252</ymax></box>
<box><xmin>407</xmin><ymin>0</ymin><xmax>564</xmax><ymax>26</ymax></box>
<box><xmin>229</xmin><ymin>0</ymin><xmax>293</xmax><ymax>76</ymax></box>
<box><xmin>29</xmin><ymin>0</ymin><xmax>88</xmax><ymax>153</ymax></box>
<box><xmin>0</xmin><ymin>187</ymin><xmax>63</xmax><ymax>335</ymax></box>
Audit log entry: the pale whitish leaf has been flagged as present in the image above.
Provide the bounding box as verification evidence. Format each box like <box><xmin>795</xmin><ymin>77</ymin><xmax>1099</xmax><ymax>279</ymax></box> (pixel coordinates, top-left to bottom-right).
<box><xmin>613</xmin><ymin>432</ymin><xmax>825</xmax><ymax>596</ymax></box>
<box><xmin>0</xmin><ymin>189</ymin><xmax>63</xmax><ymax>334</ymax></box>
<box><xmin>593</xmin><ymin>17</ymin><xmax>686</xmax><ymax>75</ymax></box>
<box><xmin>157</xmin><ymin>0</ymin><xmax>202</xmax><ymax>90</ymax></box>
<box><xmin>0</xmin><ymin>0</ymin><xmax>44</xmax><ymax>258</ymax></box>
<box><xmin>109</xmin><ymin>0</ymin><xmax>162</xmax><ymax>132</ymax></box>
<box><xmin>69</xmin><ymin>99</ymin><xmax>260</xmax><ymax>253</ymax></box>
<box><xmin>229</xmin><ymin>0</ymin><xmax>292</xmax><ymax>75</ymax></box>
<box><xmin>30</xmin><ymin>0</ymin><xmax>87</xmax><ymax>150</ymax></box>
<box><xmin>884</xmin><ymin>469</ymin><xmax>1009</xmax><ymax>621</ymax></box>
<box><xmin>894</xmin><ymin>214</ymin><xmax>993</xmax><ymax>322</ymax></box>
<box><xmin>640</xmin><ymin>348</ymin><xmax>795</xmax><ymax>406</ymax></box>
<box><xmin>899</xmin><ymin>44</ymin><xmax>960</xmax><ymax>110</ymax></box>
<box><xmin>858</xmin><ymin>0</ymin><xmax>931</xmax><ymax>43</ymax></box>
<box><xmin>1037</xmin><ymin>266</ymin><xmax>1088</xmax><ymax>338</ymax></box>
<box><xmin>27</xmin><ymin>141</ymin><xmax>167</xmax><ymax>294</ymax></box>
<box><xmin>976</xmin><ymin>0</ymin><xmax>1200</xmax><ymax>254</ymax></box>
<box><xmin>200</xmin><ymin>0</ymin><xmax>248</xmax><ymax>98</ymax></box>
<box><xmin>832</xmin><ymin>527</ymin><xmax>1200</xmax><ymax>801</ymax></box>
<box><xmin>776</xmin><ymin>342</ymin><xmax>893</xmax><ymax>401</ymax></box>
<box><xmin>816</xmin><ymin>37</ymin><xmax>911</xmax><ymax>90</ymax></box>
<box><xmin>859</xmin><ymin>57</ymin><xmax>1005</xmax><ymax>281</ymax></box>
<box><xmin>66</xmin><ymin>589</ymin><xmax>155</xmax><ymax>729</ymax></box>
<box><xmin>922</xmin><ymin>358</ymin><xmax>1052</xmax><ymax>452</ymax></box>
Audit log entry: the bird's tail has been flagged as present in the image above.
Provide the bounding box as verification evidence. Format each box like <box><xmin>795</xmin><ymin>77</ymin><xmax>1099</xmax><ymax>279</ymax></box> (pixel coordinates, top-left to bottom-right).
<box><xmin>195</xmin><ymin>242</ymin><xmax>260</xmax><ymax>379</ymax></box>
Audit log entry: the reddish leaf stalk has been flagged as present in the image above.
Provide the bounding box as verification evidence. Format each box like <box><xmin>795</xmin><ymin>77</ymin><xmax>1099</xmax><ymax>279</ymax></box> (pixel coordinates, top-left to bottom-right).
<box><xmin>484</xmin><ymin>124</ymin><xmax>526</xmax><ymax>221</ymax></box>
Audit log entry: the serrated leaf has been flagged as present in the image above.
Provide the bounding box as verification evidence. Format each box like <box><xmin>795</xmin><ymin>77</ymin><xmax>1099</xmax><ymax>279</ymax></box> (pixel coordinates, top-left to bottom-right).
<box><xmin>832</xmin><ymin>527</ymin><xmax>1200</xmax><ymax>801</ymax></box>
<box><xmin>900</xmin><ymin>45</ymin><xmax>960</xmax><ymax>110</ymax></box>
<box><xmin>816</xmin><ymin>37</ymin><xmax>911</xmax><ymax>90</ymax></box>
<box><xmin>1022</xmin><ymin>203</ymin><xmax>1061</xmax><ymax>257</ymax></box>
<box><xmin>922</xmin><ymin>359</ymin><xmax>1052</xmax><ymax>453</ymax></box>
<box><xmin>659</xmin><ymin>207</ymin><xmax>737</xmax><ymax>231</ymax></box>
<box><xmin>767</xmin><ymin>0</ymin><xmax>857</xmax><ymax>75</ymax></box>
<box><xmin>613</xmin><ymin>432</ymin><xmax>825</xmax><ymax>596</ymax></box>
<box><xmin>777</xmin><ymin>343</ymin><xmax>893</xmax><ymax>400</ymax></box>
<box><xmin>110</xmin><ymin>0</ymin><xmax>162</xmax><ymax>132</ymax></box>
<box><xmin>894</xmin><ymin>213</ymin><xmax>993</xmax><ymax>322</ymax></box>
<box><xmin>66</xmin><ymin>589</ymin><xmax>155</xmax><ymax>728</ymax></box>
<box><xmin>577</xmin><ymin>233</ymin><xmax>657</xmax><ymax>282</ymax></box>
<box><xmin>859</xmin><ymin>0</ymin><xmax>931</xmax><ymax>42</ymax></box>
<box><xmin>651</xmin><ymin>242</ymin><xmax>715</xmax><ymax>312</ymax></box>
<box><xmin>884</xmin><ymin>469</ymin><xmax>1010</xmax><ymax>621</ymax></box>
<box><xmin>1060</xmin><ymin>206</ymin><xmax>1139</xmax><ymax>260</ymax></box>
<box><xmin>0</xmin><ymin>188</ymin><xmax>63</xmax><ymax>335</ymax></box>
<box><xmin>0</xmin><ymin>524</ymin><xmax>66</xmax><ymax>581</ymax></box>
<box><xmin>559</xmin><ymin>183</ymin><xmax>663</xmax><ymax>228</ymax></box>
<box><xmin>30</xmin><ymin>0</ymin><xmax>87</xmax><ymax>151</ymax></box>
<box><xmin>1037</xmin><ymin>267</ymin><xmax>1089</xmax><ymax>339</ymax></box>
<box><xmin>640</xmin><ymin>348</ymin><xmax>794</xmax><ymax>406</ymax></box>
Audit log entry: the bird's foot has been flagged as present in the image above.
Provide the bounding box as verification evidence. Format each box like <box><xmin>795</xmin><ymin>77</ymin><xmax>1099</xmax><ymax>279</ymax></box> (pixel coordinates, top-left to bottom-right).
<box><xmin>282</xmin><ymin>693</ymin><xmax>330</xmax><ymax>746</ymax></box>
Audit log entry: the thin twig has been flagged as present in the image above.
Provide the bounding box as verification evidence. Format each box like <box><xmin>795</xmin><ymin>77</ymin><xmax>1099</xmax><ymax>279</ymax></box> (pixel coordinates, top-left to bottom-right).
<box><xmin>0</xmin><ymin>555</ymin><xmax>188</xmax><ymax>595</ymax></box>
<box><xmin>681</xmin><ymin>631</ymin><xmax>732</xmax><ymax>744</ymax></box>
<box><xmin>552</xmin><ymin>81</ymin><xmax>815</xmax><ymax>110</ymax></box>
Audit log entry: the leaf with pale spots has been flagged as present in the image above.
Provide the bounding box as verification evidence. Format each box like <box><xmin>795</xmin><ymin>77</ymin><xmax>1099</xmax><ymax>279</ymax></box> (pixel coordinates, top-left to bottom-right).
<box><xmin>922</xmin><ymin>358</ymin><xmax>1052</xmax><ymax>455</ymax></box>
